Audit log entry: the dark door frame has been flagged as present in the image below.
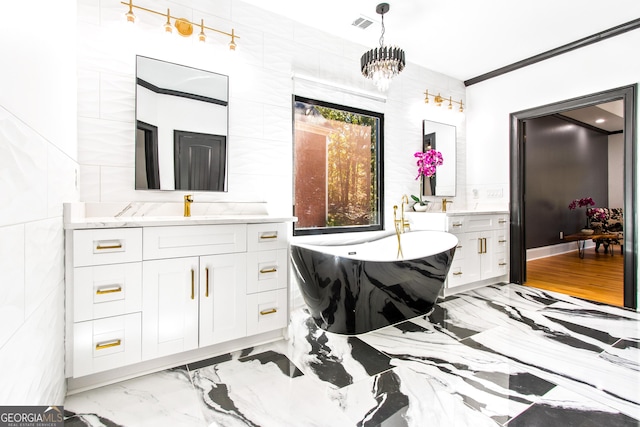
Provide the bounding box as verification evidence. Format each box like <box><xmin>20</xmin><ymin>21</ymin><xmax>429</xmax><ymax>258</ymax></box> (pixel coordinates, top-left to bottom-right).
<box><xmin>509</xmin><ymin>84</ymin><xmax>637</xmax><ymax>309</ymax></box>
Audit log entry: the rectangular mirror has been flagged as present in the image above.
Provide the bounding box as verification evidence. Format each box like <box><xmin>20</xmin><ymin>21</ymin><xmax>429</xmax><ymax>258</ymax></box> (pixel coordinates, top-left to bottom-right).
<box><xmin>135</xmin><ymin>56</ymin><xmax>229</xmax><ymax>191</ymax></box>
<box><xmin>422</xmin><ymin>120</ymin><xmax>456</xmax><ymax>196</ymax></box>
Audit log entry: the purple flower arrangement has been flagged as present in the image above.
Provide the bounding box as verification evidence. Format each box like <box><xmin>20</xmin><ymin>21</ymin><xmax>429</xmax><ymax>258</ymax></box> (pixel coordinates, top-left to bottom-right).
<box><xmin>414</xmin><ymin>149</ymin><xmax>443</xmax><ymax>179</ymax></box>
<box><xmin>568</xmin><ymin>197</ymin><xmax>594</xmax><ymax>210</ymax></box>
<box><xmin>587</xmin><ymin>207</ymin><xmax>607</xmax><ymax>222</ymax></box>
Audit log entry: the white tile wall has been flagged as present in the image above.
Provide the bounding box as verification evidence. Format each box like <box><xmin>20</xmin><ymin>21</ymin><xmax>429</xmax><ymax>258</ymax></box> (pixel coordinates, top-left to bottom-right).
<box><xmin>77</xmin><ymin>0</ymin><xmax>467</xmax><ymax>213</ymax></box>
<box><xmin>0</xmin><ymin>106</ymin><xmax>74</xmax><ymax>405</ymax></box>
<box><xmin>0</xmin><ymin>0</ymin><xmax>77</xmax><ymax>405</ymax></box>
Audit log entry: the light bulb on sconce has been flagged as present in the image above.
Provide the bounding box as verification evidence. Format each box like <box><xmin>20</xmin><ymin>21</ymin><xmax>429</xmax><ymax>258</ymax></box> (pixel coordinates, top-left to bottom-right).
<box><xmin>164</xmin><ymin>9</ymin><xmax>172</xmax><ymax>34</ymax></box>
<box><xmin>424</xmin><ymin>89</ymin><xmax>464</xmax><ymax>113</ymax></box>
<box><xmin>198</xmin><ymin>19</ymin><xmax>206</xmax><ymax>43</ymax></box>
<box><xmin>125</xmin><ymin>0</ymin><xmax>135</xmax><ymax>23</ymax></box>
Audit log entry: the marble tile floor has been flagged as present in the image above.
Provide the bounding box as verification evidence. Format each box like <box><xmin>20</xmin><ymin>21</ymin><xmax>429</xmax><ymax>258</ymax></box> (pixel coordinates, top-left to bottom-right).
<box><xmin>64</xmin><ymin>283</ymin><xmax>640</xmax><ymax>427</ymax></box>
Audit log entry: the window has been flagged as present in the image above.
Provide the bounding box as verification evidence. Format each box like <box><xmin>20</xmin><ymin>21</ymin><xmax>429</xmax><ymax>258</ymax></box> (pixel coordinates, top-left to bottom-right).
<box><xmin>293</xmin><ymin>96</ymin><xmax>384</xmax><ymax>235</ymax></box>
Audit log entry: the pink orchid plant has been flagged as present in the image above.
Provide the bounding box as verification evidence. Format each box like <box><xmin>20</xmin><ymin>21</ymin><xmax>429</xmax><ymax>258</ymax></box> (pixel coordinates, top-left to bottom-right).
<box><xmin>412</xmin><ymin>149</ymin><xmax>443</xmax><ymax>207</ymax></box>
<box><xmin>568</xmin><ymin>197</ymin><xmax>594</xmax><ymax>210</ymax></box>
<box><xmin>414</xmin><ymin>149</ymin><xmax>443</xmax><ymax>179</ymax></box>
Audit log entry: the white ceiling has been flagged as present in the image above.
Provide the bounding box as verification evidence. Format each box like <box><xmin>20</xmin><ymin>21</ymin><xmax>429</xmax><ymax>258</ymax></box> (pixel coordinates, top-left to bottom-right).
<box><xmin>240</xmin><ymin>0</ymin><xmax>640</xmax><ymax>82</ymax></box>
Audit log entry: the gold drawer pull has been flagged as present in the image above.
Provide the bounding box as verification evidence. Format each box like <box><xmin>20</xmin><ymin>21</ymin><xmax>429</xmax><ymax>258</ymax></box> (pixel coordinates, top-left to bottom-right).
<box><xmin>499</xmin><ymin>239</ymin><xmax>507</xmax><ymax>243</ymax></box>
<box><xmin>96</xmin><ymin>286</ymin><xmax>122</xmax><ymax>295</ymax></box>
<box><xmin>260</xmin><ymin>267</ymin><xmax>277</xmax><ymax>274</ymax></box>
<box><xmin>260</xmin><ymin>234</ymin><xmax>278</xmax><ymax>240</ymax></box>
<box><xmin>452</xmin><ymin>223</ymin><xmax>462</xmax><ymax>227</ymax></box>
<box><xmin>452</xmin><ymin>272</ymin><xmax>463</xmax><ymax>276</ymax></box>
<box><xmin>96</xmin><ymin>243</ymin><xmax>122</xmax><ymax>250</ymax></box>
<box><xmin>260</xmin><ymin>308</ymin><xmax>277</xmax><ymax>315</ymax></box>
<box><xmin>96</xmin><ymin>339</ymin><xmax>121</xmax><ymax>350</ymax></box>
<box><xmin>456</xmin><ymin>245</ymin><xmax>462</xmax><ymax>249</ymax></box>
<box><xmin>499</xmin><ymin>262</ymin><xmax>507</xmax><ymax>266</ymax></box>
<box><xmin>191</xmin><ymin>269</ymin><xmax>195</xmax><ymax>300</ymax></box>
<box><xmin>205</xmin><ymin>267</ymin><xmax>209</xmax><ymax>298</ymax></box>
<box><xmin>499</xmin><ymin>219</ymin><xmax>507</xmax><ymax>224</ymax></box>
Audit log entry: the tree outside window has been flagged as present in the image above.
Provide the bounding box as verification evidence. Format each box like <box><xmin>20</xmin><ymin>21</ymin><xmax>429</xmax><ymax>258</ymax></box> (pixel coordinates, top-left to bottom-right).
<box><xmin>293</xmin><ymin>96</ymin><xmax>384</xmax><ymax>235</ymax></box>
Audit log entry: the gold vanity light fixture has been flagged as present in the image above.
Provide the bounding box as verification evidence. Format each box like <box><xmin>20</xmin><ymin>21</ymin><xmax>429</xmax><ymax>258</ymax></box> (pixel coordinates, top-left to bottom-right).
<box><xmin>120</xmin><ymin>0</ymin><xmax>239</xmax><ymax>50</ymax></box>
<box><xmin>424</xmin><ymin>89</ymin><xmax>464</xmax><ymax>112</ymax></box>
<box><xmin>360</xmin><ymin>3</ymin><xmax>406</xmax><ymax>91</ymax></box>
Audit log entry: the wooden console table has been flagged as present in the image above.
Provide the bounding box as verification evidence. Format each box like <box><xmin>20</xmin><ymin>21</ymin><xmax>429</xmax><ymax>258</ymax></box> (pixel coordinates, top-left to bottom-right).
<box><xmin>563</xmin><ymin>232</ymin><xmax>620</xmax><ymax>259</ymax></box>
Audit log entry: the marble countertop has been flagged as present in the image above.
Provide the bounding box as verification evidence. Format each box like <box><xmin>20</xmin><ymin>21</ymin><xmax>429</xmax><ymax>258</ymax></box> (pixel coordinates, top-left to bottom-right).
<box><xmin>63</xmin><ymin>202</ymin><xmax>296</xmax><ymax>229</ymax></box>
<box><xmin>406</xmin><ymin>209</ymin><xmax>509</xmax><ymax>216</ymax></box>
<box><xmin>64</xmin><ymin>215</ymin><xmax>298</xmax><ymax>230</ymax></box>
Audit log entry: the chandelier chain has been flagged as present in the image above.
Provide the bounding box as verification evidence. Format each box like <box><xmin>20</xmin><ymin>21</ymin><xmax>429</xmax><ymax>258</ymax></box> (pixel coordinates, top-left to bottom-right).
<box><xmin>379</xmin><ymin>14</ymin><xmax>385</xmax><ymax>48</ymax></box>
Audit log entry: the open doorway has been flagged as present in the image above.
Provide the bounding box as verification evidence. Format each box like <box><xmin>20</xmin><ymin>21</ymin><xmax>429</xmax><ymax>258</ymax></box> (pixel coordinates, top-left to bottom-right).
<box><xmin>509</xmin><ymin>85</ymin><xmax>637</xmax><ymax>309</ymax></box>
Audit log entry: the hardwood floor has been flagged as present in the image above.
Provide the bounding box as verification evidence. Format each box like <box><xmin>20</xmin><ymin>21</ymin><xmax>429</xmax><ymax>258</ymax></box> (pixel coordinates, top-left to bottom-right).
<box><xmin>525</xmin><ymin>246</ymin><xmax>624</xmax><ymax>307</ymax></box>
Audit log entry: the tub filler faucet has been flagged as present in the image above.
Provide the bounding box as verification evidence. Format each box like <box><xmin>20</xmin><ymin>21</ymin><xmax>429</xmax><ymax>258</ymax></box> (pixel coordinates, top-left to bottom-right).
<box><xmin>393</xmin><ymin>205</ymin><xmax>404</xmax><ymax>259</ymax></box>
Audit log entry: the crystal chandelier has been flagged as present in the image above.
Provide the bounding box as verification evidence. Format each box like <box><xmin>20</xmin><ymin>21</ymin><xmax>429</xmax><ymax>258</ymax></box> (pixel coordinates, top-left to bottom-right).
<box><xmin>360</xmin><ymin>3</ymin><xmax>405</xmax><ymax>91</ymax></box>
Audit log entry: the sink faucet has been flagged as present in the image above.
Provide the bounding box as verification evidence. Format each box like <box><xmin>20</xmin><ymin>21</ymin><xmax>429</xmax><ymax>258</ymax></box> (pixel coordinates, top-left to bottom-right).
<box><xmin>399</xmin><ymin>195</ymin><xmax>411</xmax><ymax>232</ymax></box>
<box><xmin>442</xmin><ymin>198</ymin><xmax>452</xmax><ymax>212</ymax></box>
<box><xmin>184</xmin><ymin>194</ymin><xmax>193</xmax><ymax>217</ymax></box>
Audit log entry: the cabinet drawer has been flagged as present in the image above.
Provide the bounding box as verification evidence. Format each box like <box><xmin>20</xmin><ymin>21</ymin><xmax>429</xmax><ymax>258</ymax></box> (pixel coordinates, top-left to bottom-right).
<box><xmin>74</xmin><ymin>263</ymin><xmax>142</xmax><ymax>322</ymax></box>
<box><xmin>246</xmin><ymin>289</ymin><xmax>287</xmax><ymax>335</ymax></box>
<box><xmin>496</xmin><ymin>255</ymin><xmax>509</xmax><ymax>275</ymax></box>
<box><xmin>246</xmin><ymin>249</ymin><xmax>287</xmax><ymax>294</ymax></box>
<box><xmin>73</xmin><ymin>228</ymin><xmax>142</xmax><ymax>267</ymax></box>
<box><xmin>143</xmin><ymin>224</ymin><xmax>247</xmax><ymax>260</ymax></box>
<box><xmin>447</xmin><ymin>217</ymin><xmax>466</xmax><ymax>234</ymax></box>
<box><xmin>73</xmin><ymin>313</ymin><xmax>141</xmax><ymax>377</ymax></box>
<box><xmin>495</xmin><ymin>233</ymin><xmax>508</xmax><ymax>253</ymax></box>
<box><xmin>247</xmin><ymin>223</ymin><xmax>288</xmax><ymax>252</ymax></box>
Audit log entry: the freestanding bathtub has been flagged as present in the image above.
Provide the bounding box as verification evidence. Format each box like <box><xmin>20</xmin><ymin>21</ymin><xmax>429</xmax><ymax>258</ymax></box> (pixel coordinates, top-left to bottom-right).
<box><xmin>290</xmin><ymin>230</ymin><xmax>458</xmax><ymax>335</ymax></box>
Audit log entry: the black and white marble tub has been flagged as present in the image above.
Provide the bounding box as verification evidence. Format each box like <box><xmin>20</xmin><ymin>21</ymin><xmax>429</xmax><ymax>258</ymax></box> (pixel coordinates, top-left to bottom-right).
<box><xmin>290</xmin><ymin>230</ymin><xmax>458</xmax><ymax>334</ymax></box>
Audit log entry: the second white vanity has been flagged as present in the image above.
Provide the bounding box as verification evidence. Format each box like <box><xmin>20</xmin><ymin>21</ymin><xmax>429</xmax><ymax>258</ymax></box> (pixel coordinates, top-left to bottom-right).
<box><xmin>407</xmin><ymin>210</ymin><xmax>509</xmax><ymax>295</ymax></box>
<box><xmin>64</xmin><ymin>202</ymin><xmax>295</xmax><ymax>392</ymax></box>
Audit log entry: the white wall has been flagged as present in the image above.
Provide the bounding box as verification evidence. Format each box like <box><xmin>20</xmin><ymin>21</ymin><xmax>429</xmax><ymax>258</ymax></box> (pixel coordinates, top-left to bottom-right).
<box><xmin>466</xmin><ymin>29</ymin><xmax>640</xmax><ymax>308</ymax></box>
<box><xmin>76</xmin><ymin>0</ymin><xmax>467</xmax><ymax>228</ymax></box>
<box><xmin>0</xmin><ymin>0</ymin><xmax>78</xmax><ymax>404</ymax></box>
<box><xmin>608</xmin><ymin>133</ymin><xmax>624</xmax><ymax>208</ymax></box>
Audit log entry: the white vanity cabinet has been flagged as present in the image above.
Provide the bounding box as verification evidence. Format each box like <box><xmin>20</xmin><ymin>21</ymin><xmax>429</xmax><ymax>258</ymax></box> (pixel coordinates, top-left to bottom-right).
<box><xmin>408</xmin><ymin>211</ymin><xmax>509</xmax><ymax>294</ymax></box>
<box><xmin>66</xmin><ymin>220</ymin><xmax>291</xmax><ymax>381</ymax></box>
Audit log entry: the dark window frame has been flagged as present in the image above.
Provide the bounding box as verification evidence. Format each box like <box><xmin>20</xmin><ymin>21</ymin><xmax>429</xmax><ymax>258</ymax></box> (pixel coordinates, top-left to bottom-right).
<box><xmin>292</xmin><ymin>95</ymin><xmax>384</xmax><ymax>236</ymax></box>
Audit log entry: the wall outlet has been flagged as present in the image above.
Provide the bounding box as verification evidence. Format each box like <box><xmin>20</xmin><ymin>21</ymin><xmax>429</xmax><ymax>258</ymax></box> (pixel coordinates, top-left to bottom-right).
<box><xmin>487</xmin><ymin>188</ymin><xmax>503</xmax><ymax>198</ymax></box>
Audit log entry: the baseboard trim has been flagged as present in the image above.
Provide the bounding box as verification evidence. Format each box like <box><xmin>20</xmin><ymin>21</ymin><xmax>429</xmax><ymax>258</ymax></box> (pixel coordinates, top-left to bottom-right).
<box><xmin>526</xmin><ymin>241</ymin><xmax>594</xmax><ymax>261</ymax></box>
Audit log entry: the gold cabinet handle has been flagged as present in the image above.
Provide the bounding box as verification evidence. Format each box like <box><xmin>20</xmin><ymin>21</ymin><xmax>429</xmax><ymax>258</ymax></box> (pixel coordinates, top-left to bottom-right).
<box><xmin>499</xmin><ymin>239</ymin><xmax>507</xmax><ymax>243</ymax></box>
<box><xmin>191</xmin><ymin>269</ymin><xmax>195</xmax><ymax>300</ymax></box>
<box><xmin>499</xmin><ymin>262</ymin><xmax>507</xmax><ymax>266</ymax></box>
<box><xmin>452</xmin><ymin>223</ymin><xmax>462</xmax><ymax>227</ymax></box>
<box><xmin>499</xmin><ymin>219</ymin><xmax>507</xmax><ymax>224</ymax></box>
<box><xmin>260</xmin><ymin>308</ymin><xmax>277</xmax><ymax>315</ymax></box>
<box><xmin>260</xmin><ymin>234</ymin><xmax>278</xmax><ymax>240</ymax></box>
<box><xmin>260</xmin><ymin>267</ymin><xmax>277</xmax><ymax>274</ymax></box>
<box><xmin>96</xmin><ymin>339</ymin><xmax>121</xmax><ymax>350</ymax></box>
<box><xmin>205</xmin><ymin>267</ymin><xmax>209</xmax><ymax>298</ymax></box>
<box><xmin>456</xmin><ymin>245</ymin><xmax>462</xmax><ymax>249</ymax></box>
<box><xmin>96</xmin><ymin>285</ymin><xmax>122</xmax><ymax>295</ymax></box>
<box><xmin>478</xmin><ymin>238</ymin><xmax>483</xmax><ymax>254</ymax></box>
<box><xmin>95</xmin><ymin>243</ymin><xmax>122</xmax><ymax>250</ymax></box>
<box><xmin>452</xmin><ymin>272</ymin><xmax>463</xmax><ymax>276</ymax></box>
